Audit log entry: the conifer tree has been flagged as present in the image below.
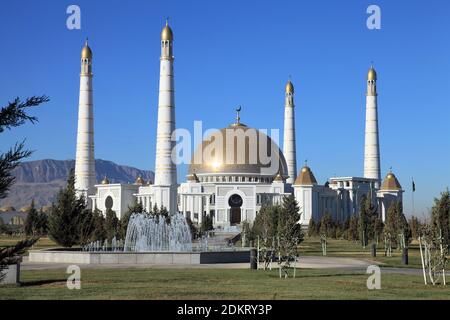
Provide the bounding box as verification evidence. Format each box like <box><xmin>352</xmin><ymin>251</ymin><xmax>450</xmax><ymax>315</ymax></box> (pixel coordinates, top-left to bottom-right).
<box><xmin>431</xmin><ymin>190</ymin><xmax>450</xmax><ymax>245</ymax></box>
<box><xmin>105</xmin><ymin>208</ymin><xmax>119</xmax><ymax>241</ymax></box>
<box><xmin>24</xmin><ymin>200</ymin><xmax>39</xmax><ymax>236</ymax></box>
<box><xmin>48</xmin><ymin>170</ymin><xmax>86</xmax><ymax>247</ymax></box>
<box><xmin>276</xmin><ymin>195</ymin><xmax>304</xmax><ymax>277</ymax></box>
<box><xmin>91</xmin><ymin>207</ymin><xmax>106</xmax><ymax>241</ymax></box>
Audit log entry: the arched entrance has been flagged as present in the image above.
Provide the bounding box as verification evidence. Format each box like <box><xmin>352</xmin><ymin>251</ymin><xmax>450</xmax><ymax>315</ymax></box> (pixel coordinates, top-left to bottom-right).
<box><xmin>228</xmin><ymin>194</ymin><xmax>243</xmax><ymax>225</ymax></box>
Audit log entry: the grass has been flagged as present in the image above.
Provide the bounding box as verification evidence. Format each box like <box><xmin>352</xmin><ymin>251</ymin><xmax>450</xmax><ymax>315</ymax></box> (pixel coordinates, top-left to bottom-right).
<box><xmin>0</xmin><ymin>268</ymin><xmax>449</xmax><ymax>300</ymax></box>
<box><xmin>0</xmin><ymin>235</ymin><xmax>57</xmax><ymax>251</ymax></box>
<box><xmin>0</xmin><ymin>235</ymin><xmax>428</xmax><ymax>268</ymax></box>
<box><xmin>299</xmin><ymin>237</ymin><xmax>425</xmax><ymax>269</ymax></box>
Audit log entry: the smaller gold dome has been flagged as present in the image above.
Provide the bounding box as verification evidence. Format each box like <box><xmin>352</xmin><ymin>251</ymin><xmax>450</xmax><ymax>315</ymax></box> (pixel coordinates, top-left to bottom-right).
<box><xmin>285</xmin><ymin>80</ymin><xmax>294</xmax><ymax>94</ymax></box>
<box><xmin>135</xmin><ymin>176</ymin><xmax>146</xmax><ymax>185</ymax></box>
<box><xmin>187</xmin><ymin>173</ymin><xmax>199</xmax><ymax>182</ymax></box>
<box><xmin>20</xmin><ymin>205</ymin><xmax>33</xmax><ymax>213</ymax></box>
<box><xmin>294</xmin><ymin>166</ymin><xmax>318</xmax><ymax>186</ymax></box>
<box><xmin>0</xmin><ymin>206</ymin><xmax>16</xmax><ymax>212</ymax></box>
<box><xmin>274</xmin><ymin>173</ymin><xmax>284</xmax><ymax>182</ymax></box>
<box><xmin>367</xmin><ymin>67</ymin><xmax>377</xmax><ymax>81</ymax></box>
<box><xmin>161</xmin><ymin>21</ymin><xmax>173</xmax><ymax>41</ymax></box>
<box><xmin>41</xmin><ymin>205</ymin><xmax>52</xmax><ymax>213</ymax></box>
<box><xmin>101</xmin><ymin>176</ymin><xmax>110</xmax><ymax>185</ymax></box>
<box><xmin>81</xmin><ymin>40</ymin><xmax>92</xmax><ymax>59</ymax></box>
<box><xmin>381</xmin><ymin>172</ymin><xmax>402</xmax><ymax>191</ymax></box>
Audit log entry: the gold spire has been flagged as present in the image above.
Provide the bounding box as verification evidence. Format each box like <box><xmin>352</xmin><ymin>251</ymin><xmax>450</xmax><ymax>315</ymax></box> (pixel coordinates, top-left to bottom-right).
<box><xmin>135</xmin><ymin>175</ymin><xmax>146</xmax><ymax>185</ymax></box>
<box><xmin>285</xmin><ymin>78</ymin><xmax>294</xmax><ymax>94</ymax></box>
<box><xmin>161</xmin><ymin>19</ymin><xmax>174</xmax><ymax>41</ymax></box>
<box><xmin>101</xmin><ymin>176</ymin><xmax>110</xmax><ymax>185</ymax></box>
<box><xmin>81</xmin><ymin>38</ymin><xmax>92</xmax><ymax>59</ymax></box>
<box><xmin>367</xmin><ymin>64</ymin><xmax>377</xmax><ymax>81</ymax></box>
<box><xmin>294</xmin><ymin>164</ymin><xmax>318</xmax><ymax>186</ymax></box>
<box><xmin>381</xmin><ymin>171</ymin><xmax>402</xmax><ymax>191</ymax></box>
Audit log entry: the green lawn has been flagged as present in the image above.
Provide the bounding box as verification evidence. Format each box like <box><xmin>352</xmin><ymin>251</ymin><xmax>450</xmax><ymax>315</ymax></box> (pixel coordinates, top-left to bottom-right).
<box><xmin>0</xmin><ymin>235</ymin><xmax>427</xmax><ymax>268</ymax></box>
<box><xmin>0</xmin><ymin>235</ymin><xmax>57</xmax><ymax>251</ymax></box>
<box><xmin>1</xmin><ymin>268</ymin><xmax>448</xmax><ymax>300</ymax></box>
<box><xmin>300</xmin><ymin>237</ymin><xmax>425</xmax><ymax>269</ymax></box>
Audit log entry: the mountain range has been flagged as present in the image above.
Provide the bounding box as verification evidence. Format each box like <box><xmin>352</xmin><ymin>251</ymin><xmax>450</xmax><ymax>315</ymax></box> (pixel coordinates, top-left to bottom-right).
<box><xmin>1</xmin><ymin>159</ymin><xmax>154</xmax><ymax>210</ymax></box>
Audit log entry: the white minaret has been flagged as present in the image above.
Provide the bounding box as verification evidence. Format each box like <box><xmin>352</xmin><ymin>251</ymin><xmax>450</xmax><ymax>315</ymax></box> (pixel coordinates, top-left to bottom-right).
<box><xmin>363</xmin><ymin>65</ymin><xmax>381</xmax><ymax>188</ymax></box>
<box><xmin>283</xmin><ymin>79</ymin><xmax>297</xmax><ymax>184</ymax></box>
<box><xmin>153</xmin><ymin>20</ymin><xmax>178</xmax><ymax>213</ymax></box>
<box><xmin>74</xmin><ymin>40</ymin><xmax>96</xmax><ymax>205</ymax></box>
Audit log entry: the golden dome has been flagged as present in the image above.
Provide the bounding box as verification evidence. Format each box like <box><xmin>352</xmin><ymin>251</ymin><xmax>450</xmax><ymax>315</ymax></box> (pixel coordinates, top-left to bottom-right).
<box><xmin>101</xmin><ymin>176</ymin><xmax>110</xmax><ymax>185</ymax></box>
<box><xmin>41</xmin><ymin>205</ymin><xmax>52</xmax><ymax>213</ymax></box>
<box><xmin>285</xmin><ymin>80</ymin><xmax>294</xmax><ymax>94</ymax></box>
<box><xmin>0</xmin><ymin>206</ymin><xmax>16</xmax><ymax>212</ymax></box>
<box><xmin>188</xmin><ymin>124</ymin><xmax>288</xmax><ymax>177</ymax></box>
<box><xmin>187</xmin><ymin>173</ymin><xmax>199</xmax><ymax>182</ymax></box>
<box><xmin>367</xmin><ymin>67</ymin><xmax>377</xmax><ymax>81</ymax></box>
<box><xmin>20</xmin><ymin>205</ymin><xmax>33</xmax><ymax>213</ymax></box>
<box><xmin>294</xmin><ymin>166</ymin><xmax>318</xmax><ymax>186</ymax></box>
<box><xmin>274</xmin><ymin>173</ymin><xmax>284</xmax><ymax>182</ymax></box>
<box><xmin>135</xmin><ymin>176</ymin><xmax>146</xmax><ymax>185</ymax></box>
<box><xmin>81</xmin><ymin>40</ymin><xmax>92</xmax><ymax>59</ymax></box>
<box><xmin>381</xmin><ymin>172</ymin><xmax>402</xmax><ymax>191</ymax></box>
<box><xmin>161</xmin><ymin>21</ymin><xmax>173</xmax><ymax>41</ymax></box>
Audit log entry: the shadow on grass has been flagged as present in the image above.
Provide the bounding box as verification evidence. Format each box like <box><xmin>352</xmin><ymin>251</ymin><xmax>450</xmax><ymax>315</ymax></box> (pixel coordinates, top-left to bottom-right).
<box><xmin>266</xmin><ymin>272</ymin><xmax>363</xmax><ymax>279</ymax></box>
<box><xmin>20</xmin><ymin>279</ymin><xmax>67</xmax><ymax>287</ymax></box>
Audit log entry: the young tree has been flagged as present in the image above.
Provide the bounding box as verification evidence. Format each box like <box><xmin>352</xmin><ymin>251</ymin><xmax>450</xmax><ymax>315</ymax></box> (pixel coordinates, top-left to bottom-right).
<box><xmin>199</xmin><ymin>213</ymin><xmax>214</xmax><ymax>235</ymax></box>
<box><xmin>358</xmin><ymin>195</ymin><xmax>378</xmax><ymax>247</ymax></box>
<box><xmin>319</xmin><ymin>212</ymin><xmax>333</xmax><ymax>238</ymax></box>
<box><xmin>105</xmin><ymin>208</ymin><xmax>120</xmax><ymax>241</ymax></box>
<box><xmin>38</xmin><ymin>208</ymin><xmax>49</xmax><ymax>235</ymax></box>
<box><xmin>276</xmin><ymin>195</ymin><xmax>304</xmax><ymax>277</ymax></box>
<box><xmin>347</xmin><ymin>215</ymin><xmax>359</xmax><ymax>241</ymax></box>
<box><xmin>24</xmin><ymin>200</ymin><xmax>39</xmax><ymax>236</ymax></box>
<box><xmin>431</xmin><ymin>190</ymin><xmax>450</xmax><ymax>245</ymax></box>
<box><xmin>252</xmin><ymin>205</ymin><xmax>281</xmax><ymax>269</ymax></box>
<box><xmin>48</xmin><ymin>170</ymin><xmax>86</xmax><ymax>247</ymax></box>
<box><xmin>409</xmin><ymin>216</ymin><xmax>421</xmax><ymax>240</ymax></box>
<box><xmin>0</xmin><ymin>96</ymin><xmax>49</xmax><ymax>200</ymax></box>
<box><xmin>78</xmin><ymin>208</ymin><xmax>95</xmax><ymax>246</ymax></box>
<box><xmin>373</xmin><ymin>215</ymin><xmax>384</xmax><ymax>244</ymax></box>
<box><xmin>91</xmin><ymin>207</ymin><xmax>106</xmax><ymax>242</ymax></box>
<box><xmin>307</xmin><ymin>219</ymin><xmax>317</xmax><ymax>237</ymax></box>
<box><xmin>185</xmin><ymin>217</ymin><xmax>198</xmax><ymax>240</ymax></box>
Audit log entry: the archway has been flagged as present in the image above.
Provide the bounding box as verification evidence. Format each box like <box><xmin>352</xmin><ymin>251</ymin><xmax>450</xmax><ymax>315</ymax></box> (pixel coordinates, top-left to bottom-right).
<box><xmin>228</xmin><ymin>194</ymin><xmax>243</xmax><ymax>225</ymax></box>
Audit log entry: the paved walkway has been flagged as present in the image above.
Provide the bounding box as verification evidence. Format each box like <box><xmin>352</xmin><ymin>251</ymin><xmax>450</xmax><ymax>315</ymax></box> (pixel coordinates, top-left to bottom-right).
<box><xmin>21</xmin><ymin>255</ymin><xmax>446</xmax><ymax>276</ymax></box>
<box><xmin>21</xmin><ymin>255</ymin><xmax>370</xmax><ymax>271</ymax></box>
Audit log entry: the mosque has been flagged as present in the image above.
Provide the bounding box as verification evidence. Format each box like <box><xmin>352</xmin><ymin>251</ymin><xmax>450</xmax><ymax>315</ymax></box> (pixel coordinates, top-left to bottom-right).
<box><xmin>73</xmin><ymin>21</ymin><xmax>403</xmax><ymax>229</ymax></box>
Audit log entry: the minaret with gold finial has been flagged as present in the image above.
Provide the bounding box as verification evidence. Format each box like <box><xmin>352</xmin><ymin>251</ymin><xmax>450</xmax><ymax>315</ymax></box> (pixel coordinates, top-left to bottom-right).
<box><xmin>153</xmin><ymin>20</ymin><xmax>178</xmax><ymax>213</ymax></box>
<box><xmin>283</xmin><ymin>78</ymin><xmax>297</xmax><ymax>185</ymax></box>
<box><xmin>74</xmin><ymin>39</ymin><xmax>96</xmax><ymax>205</ymax></box>
<box><xmin>364</xmin><ymin>65</ymin><xmax>381</xmax><ymax>187</ymax></box>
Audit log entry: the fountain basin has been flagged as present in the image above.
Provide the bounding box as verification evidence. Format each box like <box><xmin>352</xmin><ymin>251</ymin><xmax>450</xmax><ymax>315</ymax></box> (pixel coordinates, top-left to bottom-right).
<box><xmin>28</xmin><ymin>249</ymin><xmax>251</xmax><ymax>265</ymax></box>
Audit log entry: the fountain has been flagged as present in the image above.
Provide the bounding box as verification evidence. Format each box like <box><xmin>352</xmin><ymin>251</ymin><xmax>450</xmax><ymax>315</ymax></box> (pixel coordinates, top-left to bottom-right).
<box><xmin>124</xmin><ymin>212</ymin><xmax>192</xmax><ymax>252</ymax></box>
<box><xmin>29</xmin><ymin>212</ymin><xmax>250</xmax><ymax>265</ymax></box>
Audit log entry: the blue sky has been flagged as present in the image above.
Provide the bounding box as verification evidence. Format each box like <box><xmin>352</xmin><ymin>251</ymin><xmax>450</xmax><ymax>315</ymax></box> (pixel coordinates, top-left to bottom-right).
<box><xmin>1</xmin><ymin>0</ymin><xmax>449</xmax><ymax>216</ymax></box>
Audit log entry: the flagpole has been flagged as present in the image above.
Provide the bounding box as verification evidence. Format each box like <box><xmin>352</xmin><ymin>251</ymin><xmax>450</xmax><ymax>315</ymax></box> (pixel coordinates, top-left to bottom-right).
<box><xmin>412</xmin><ymin>178</ymin><xmax>415</xmax><ymax>216</ymax></box>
